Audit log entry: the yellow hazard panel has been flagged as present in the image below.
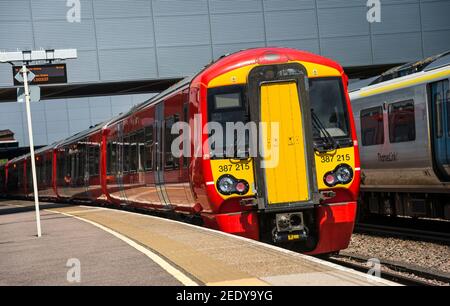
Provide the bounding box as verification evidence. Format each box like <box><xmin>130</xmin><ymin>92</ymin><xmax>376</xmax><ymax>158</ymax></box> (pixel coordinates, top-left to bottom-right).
<box><xmin>300</xmin><ymin>61</ymin><xmax>341</xmax><ymax>78</ymax></box>
<box><xmin>208</xmin><ymin>64</ymin><xmax>257</xmax><ymax>88</ymax></box>
<box><xmin>314</xmin><ymin>147</ymin><xmax>356</xmax><ymax>190</ymax></box>
<box><xmin>210</xmin><ymin>159</ymin><xmax>255</xmax><ymax>199</ymax></box>
<box><xmin>260</xmin><ymin>81</ymin><xmax>310</xmax><ymax>205</ymax></box>
<box><xmin>208</xmin><ymin>61</ymin><xmax>341</xmax><ymax>88</ymax></box>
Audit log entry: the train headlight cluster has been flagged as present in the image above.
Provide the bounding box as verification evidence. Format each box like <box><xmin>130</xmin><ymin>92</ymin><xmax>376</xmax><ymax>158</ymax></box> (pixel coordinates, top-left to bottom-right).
<box><xmin>323</xmin><ymin>164</ymin><xmax>353</xmax><ymax>187</ymax></box>
<box><xmin>335</xmin><ymin>166</ymin><xmax>352</xmax><ymax>183</ymax></box>
<box><xmin>217</xmin><ymin>175</ymin><xmax>249</xmax><ymax>196</ymax></box>
<box><xmin>217</xmin><ymin>175</ymin><xmax>235</xmax><ymax>195</ymax></box>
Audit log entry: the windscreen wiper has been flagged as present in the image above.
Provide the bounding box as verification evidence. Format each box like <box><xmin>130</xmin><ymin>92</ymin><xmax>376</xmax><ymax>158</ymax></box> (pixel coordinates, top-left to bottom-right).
<box><xmin>311</xmin><ymin>109</ymin><xmax>339</xmax><ymax>153</ymax></box>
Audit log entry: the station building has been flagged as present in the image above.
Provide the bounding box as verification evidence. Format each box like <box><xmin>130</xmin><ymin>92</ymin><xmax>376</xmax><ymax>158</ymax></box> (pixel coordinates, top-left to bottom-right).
<box><xmin>0</xmin><ymin>0</ymin><xmax>449</xmax><ymax>150</ymax></box>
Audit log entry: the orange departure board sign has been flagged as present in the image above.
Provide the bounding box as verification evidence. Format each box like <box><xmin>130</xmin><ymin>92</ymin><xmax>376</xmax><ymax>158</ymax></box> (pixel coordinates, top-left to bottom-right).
<box><xmin>13</xmin><ymin>64</ymin><xmax>67</xmax><ymax>86</ymax></box>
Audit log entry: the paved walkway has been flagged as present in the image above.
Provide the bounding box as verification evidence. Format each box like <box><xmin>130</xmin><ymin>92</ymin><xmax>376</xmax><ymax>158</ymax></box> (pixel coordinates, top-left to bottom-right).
<box><xmin>0</xmin><ymin>202</ymin><xmax>180</xmax><ymax>285</ymax></box>
<box><xmin>0</xmin><ymin>200</ymin><xmax>397</xmax><ymax>286</ymax></box>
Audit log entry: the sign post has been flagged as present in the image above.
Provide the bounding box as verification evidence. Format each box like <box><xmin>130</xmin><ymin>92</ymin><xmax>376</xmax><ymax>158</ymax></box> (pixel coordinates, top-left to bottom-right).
<box><xmin>21</xmin><ymin>65</ymin><xmax>41</xmax><ymax>237</ymax></box>
<box><xmin>0</xmin><ymin>49</ymin><xmax>77</xmax><ymax>238</ymax></box>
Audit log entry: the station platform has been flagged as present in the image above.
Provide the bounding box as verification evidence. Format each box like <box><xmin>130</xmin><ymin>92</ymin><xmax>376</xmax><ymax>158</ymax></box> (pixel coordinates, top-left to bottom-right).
<box><xmin>0</xmin><ymin>200</ymin><xmax>397</xmax><ymax>286</ymax></box>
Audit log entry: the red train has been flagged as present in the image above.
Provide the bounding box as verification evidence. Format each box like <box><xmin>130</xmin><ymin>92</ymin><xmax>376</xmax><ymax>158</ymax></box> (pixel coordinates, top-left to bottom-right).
<box><xmin>0</xmin><ymin>48</ymin><xmax>360</xmax><ymax>254</ymax></box>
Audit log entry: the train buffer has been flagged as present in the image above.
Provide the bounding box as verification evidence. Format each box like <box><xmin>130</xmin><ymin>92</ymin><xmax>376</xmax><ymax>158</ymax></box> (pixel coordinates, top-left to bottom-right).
<box><xmin>0</xmin><ymin>200</ymin><xmax>397</xmax><ymax>286</ymax></box>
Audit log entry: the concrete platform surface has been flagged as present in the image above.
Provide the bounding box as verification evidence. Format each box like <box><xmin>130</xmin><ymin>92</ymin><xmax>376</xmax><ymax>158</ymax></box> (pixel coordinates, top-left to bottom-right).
<box><xmin>0</xmin><ymin>200</ymin><xmax>397</xmax><ymax>286</ymax></box>
<box><xmin>0</xmin><ymin>201</ymin><xmax>180</xmax><ymax>285</ymax></box>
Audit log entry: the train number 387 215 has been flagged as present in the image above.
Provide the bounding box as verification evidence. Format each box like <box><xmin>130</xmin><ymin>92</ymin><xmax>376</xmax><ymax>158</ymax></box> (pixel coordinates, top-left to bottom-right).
<box><xmin>320</xmin><ymin>154</ymin><xmax>351</xmax><ymax>163</ymax></box>
<box><xmin>218</xmin><ymin>164</ymin><xmax>250</xmax><ymax>172</ymax></box>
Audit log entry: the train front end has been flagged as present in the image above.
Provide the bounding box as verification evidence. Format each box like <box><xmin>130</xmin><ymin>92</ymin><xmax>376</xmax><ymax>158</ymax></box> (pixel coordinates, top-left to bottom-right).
<box><xmin>192</xmin><ymin>48</ymin><xmax>360</xmax><ymax>254</ymax></box>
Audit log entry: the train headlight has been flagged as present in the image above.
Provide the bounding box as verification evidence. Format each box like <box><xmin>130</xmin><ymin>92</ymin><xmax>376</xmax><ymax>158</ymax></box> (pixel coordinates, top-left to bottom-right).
<box><xmin>235</xmin><ymin>181</ymin><xmax>249</xmax><ymax>195</ymax></box>
<box><xmin>324</xmin><ymin>173</ymin><xmax>337</xmax><ymax>187</ymax></box>
<box><xmin>216</xmin><ymin>175</ymin><xmax>249</xmax><ymax>196</ymax></box>
<box><xmin>217</xmin><ymin>175</ymin><xmax>236</xmax><ymax>195</ymax></box>
<box><xmin>323</xmin><ymin>164</ymin><xmax>353</xmax><ymax>187</ymax></box>
<box><xmin>335</xmin><ymin>164</ymin><xmax>353</xmax><ymax>184</ymax></box>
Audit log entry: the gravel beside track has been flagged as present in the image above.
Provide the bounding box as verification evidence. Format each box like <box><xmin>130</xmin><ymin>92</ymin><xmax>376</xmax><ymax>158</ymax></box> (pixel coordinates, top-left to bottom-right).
<box><xmin>346</xmin><ymin>233</ymin><xmax>450</xmax><ymax>278</ymax></box>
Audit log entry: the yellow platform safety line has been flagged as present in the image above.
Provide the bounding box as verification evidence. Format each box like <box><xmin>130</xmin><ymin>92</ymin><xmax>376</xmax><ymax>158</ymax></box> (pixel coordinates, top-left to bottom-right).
<box><xmin>45</xmin><ymin>206</ymin><xmax>272</xmax><ymax>286</ymax></box>
<box><xmin>260</xmin><ymin>81</ymin><xmax>310</xmax><ymax>205</ymax></box>
<box><xmin>41</xmin><ymin>205</ymin><xmax>398</xmax><ymax>286</ymax></box>
<box><xmin>207</xmin><ymin>278</ymin><xmax>269</xmax><ymax>286</ymax></box>
<box><xmin>45</xmin><ymin>207</ymin><xmax>199</xmax><ymax>286</ymax></box>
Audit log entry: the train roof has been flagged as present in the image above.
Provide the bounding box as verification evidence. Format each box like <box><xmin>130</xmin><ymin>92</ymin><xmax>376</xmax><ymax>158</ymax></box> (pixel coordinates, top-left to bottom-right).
<box><xmin>423</xmin><ymin>52</ymin><xmax>450</xmax><ymax>71</ymax></box>
<box><xmin>348</xmin><ymin>76</ymin><xmax>378</xmax><ymax>92</ymax></box>
<box><xmin>102</xmin><ymin>75</ymin><xmax>194</xmax><ymax>129</ymax></box>
<box><xmin>105</xmin><ymin>47</ymin><xmax>345</xmax><ymax>128</ymax></box>
<box><xmin>350</xmin><ymin>50</ymin><xmax>450</xmax><ymax>92</ymax></box>
<box><xmin>55</xmin><ymin>118</ymin><xmax>112</xmax><ymax>147</ymax></box>
<box><xmin>194</xmin><ymin>47</ymin><xmax>345</xmax><ymax>86</ymax></box>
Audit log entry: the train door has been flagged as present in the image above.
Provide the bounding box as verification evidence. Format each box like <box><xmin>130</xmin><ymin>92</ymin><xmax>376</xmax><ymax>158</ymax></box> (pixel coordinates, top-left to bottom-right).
<box><xmin>248</xmin><ymin>63</ymin><xmax>319</xmax><ymax>210</ymax></box>
<box><xmin>116</xmin><ymin>122</ymin><xmax>129</xmax><ymax>204</ymax></box>
<box><xmin>155</xmin><ymin>103</ymin><xmax>171</xmax><ymax>209</ymax></box>
<box><xmin>163</xmin><ymin>92</ymin><xmax>193</xmax><ymax>210</ymax></box>
<box><xmin>430</xmin><ymin>79</ymin><xmax>450</xmax><ymax>180</ymax></box>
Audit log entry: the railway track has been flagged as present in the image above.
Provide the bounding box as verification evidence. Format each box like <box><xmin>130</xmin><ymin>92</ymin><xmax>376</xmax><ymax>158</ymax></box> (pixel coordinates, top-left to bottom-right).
<box><xmin>327</xmin><ymin>252</ymin><xmax>450</xmax><ymax>286</ymax></box>
<box><xmin>355</xmin><ymin>223</ymin><xmax>450</xmax><ymax>244</ymax></box>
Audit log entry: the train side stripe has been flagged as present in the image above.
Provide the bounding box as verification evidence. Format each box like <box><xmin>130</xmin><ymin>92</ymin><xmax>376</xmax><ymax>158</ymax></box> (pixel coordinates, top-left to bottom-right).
<box><xmin>353</xmin><ymin>68</ymin><xmax>450</xmax><ymax>98</ymax></box>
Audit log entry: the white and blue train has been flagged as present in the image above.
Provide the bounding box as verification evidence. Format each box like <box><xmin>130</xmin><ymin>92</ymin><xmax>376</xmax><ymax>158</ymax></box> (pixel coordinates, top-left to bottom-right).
<box><xmin>350</xmin><ymin>52</ymin><xmax>450</xmax><ymax>220</ymax></box>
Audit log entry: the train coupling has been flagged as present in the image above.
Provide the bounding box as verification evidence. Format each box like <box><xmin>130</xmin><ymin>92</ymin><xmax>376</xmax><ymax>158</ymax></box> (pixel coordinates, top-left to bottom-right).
<box><xmin>272</xmin><ymin>212</ymin><xmax>308</xmax><ymax>243</ymax></box>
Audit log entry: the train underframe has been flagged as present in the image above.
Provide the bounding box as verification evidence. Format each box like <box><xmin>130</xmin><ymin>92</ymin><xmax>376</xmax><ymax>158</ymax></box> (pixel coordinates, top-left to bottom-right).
<box><xmin>360</xmin><ymin>191</ymin><xmax>450</xmax><ymax>220</ymax></box>
<box><xmin>203</xmin><ymin>201</ymin><xmax>357</xmax><ymax>255</ymax></box>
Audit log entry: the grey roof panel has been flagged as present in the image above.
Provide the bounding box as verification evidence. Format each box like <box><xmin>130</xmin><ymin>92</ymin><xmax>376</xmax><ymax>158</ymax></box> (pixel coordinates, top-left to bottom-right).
<box><xmin>423</xmin><ymin>52</ymin><xmax>450</xmax><ymax>71</ymax></box>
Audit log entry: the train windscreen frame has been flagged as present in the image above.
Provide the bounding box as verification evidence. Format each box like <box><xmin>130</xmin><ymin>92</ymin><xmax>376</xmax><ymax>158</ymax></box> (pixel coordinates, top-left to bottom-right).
<box><xmin>308</xmin><ymin>77</ymin><xmax>350</xmax><ymax>140</ymax></box>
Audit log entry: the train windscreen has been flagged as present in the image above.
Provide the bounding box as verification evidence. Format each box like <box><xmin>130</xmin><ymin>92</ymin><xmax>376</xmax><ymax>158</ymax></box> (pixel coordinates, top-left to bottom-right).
<box><xmin>308</xmin><ymin>77</ymin><xmax>349</xmax><ymax>139</ymax></box>
<box><xmin>207</xmin><ymin>85</ymin><xmax>249</xmax><ymax>159</ymax></box>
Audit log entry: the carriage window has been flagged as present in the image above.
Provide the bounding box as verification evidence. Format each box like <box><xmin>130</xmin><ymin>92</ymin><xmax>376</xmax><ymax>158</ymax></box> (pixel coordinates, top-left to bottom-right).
<box><xmin>46</xmin><ymin>157</ymin><xmax>52</xmax><ymax>184</ymax></box>
<box><xmin>136</xmin><ymin>130</ymin><xmax>145</xmax><ymax>172</ymax></box>
<box><xmin>17</xmin><ymin>162</ymin><xmax>24</xmax><ymax>187</ymax></box>
<box><xmin>57</xmin><ymin>152</ymin><xmax>64</xmax><ymax>182</ymax></box>
<box><xmin>106</xmin><ymin>141</ymin><xmax>112</xmax><ymax>175</ymax></box>
<box><xmin>110</xmin><ymin>141</ymin><xmax>117</xmax><ymax>174</ymax></box>
<box><xmin>145</xmin><ymin>126</ymin><xmax>153</xmax><ymax>143</ymax></box>
<box><xmin>123</xmin><ymin>136</ymin><xmax>130</xmax><ymax>173</ymax></box>
<box><xmin>77</xmin><ymin>147</ymin><xmax>84</xmax><ymax>181</ymax></box>
<box><xmin>360</xmin><ymin>107</ymin><xmax>384</xmax><ymax>146</ymax></box>
<box><xmin>388</xmin><ymin>100</ymin><xmax>416</xmax><ymax>143</ymax></box>
<box><xmin>446</xmin><ymin>90</ymin><xmax>450</xmax><ymax>137</ymax></box>
<box><xmin>144</xmin><ymin>126</ymin><xmax>153</xmax><ymax>170</ymax></box>
<box><xmin>115</xmin><ymin>141</ymin><xmax>122</xmax><ymax>174</ymax></box>
<box><xmin>435</xmin><ymin>93</ymin><xmax>443</xmax><ymax>138</ymax></box>
<box><xmin>130</xmin><ymin>134</ymin><xmax>138</xmax><ymax>172</ymax></box>
<box><xmin>94</xmin><ymin>146</ymin><xmax>100</xmax><ymax>175</ymax></box>
<box><xmin>88</xmin><ymin>145</ymin><xmax>95</xmax><ymax>176</ymax></box>
<box><xmin>165</xmin><ymin>115</ymin><xmax>180</xmax><ymax>170</ymax></box>
<box><xmin>183</xmin><ymin>102</ymin><xmax>189</xmax><ymax>168</ymax></box>
<box><xmin>7</xmin><ymin>164</ymin><xmax>18</xmax><ymax>190</ymax></box>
